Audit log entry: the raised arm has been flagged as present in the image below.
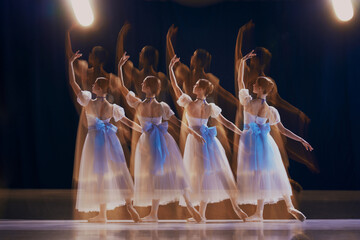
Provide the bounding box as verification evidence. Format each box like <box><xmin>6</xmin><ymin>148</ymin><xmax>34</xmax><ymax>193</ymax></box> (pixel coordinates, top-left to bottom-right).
<box><xmin>68</xmin><ymin>51</ymin><xmax>83</xmax><ymax>96</ymax></box>
<box><xmin>65</xmin><ymin>27</ymin><xmax>75</xmax><ymax>60</ymax></box>
<box><xmin>169</xmin><ymin>55</ymin><xmax>184</xmax><ymax>99</ymax></box>
<box><xmin>275</xmin><ymin>122</ymin><xmax>313</xmax><ymax>151</ymax></box>
<box><xmin>215</xmin><ymin>114</ymin><xmax>242</xmax><ymax>135</ymax></box>
<box><xmin>235</xmin><ymin>20</ymin><xmax>254</xmax><ymax>64</ymax></box>
<box><xmin>237</xmin><ymin>50</ymin><xmax>256</xmax><ymax>91</ymax></box>
<box><xmin>117</xmin><ymin>52</ymin><xmax>131</xmax><ymax>97</ymax></box>
<box><xmin>115</xmin><ymin>23</ymin><xmax>136</xmax><ymax>87</ymax></box>
<box><xmin>166</xmin><ymin>25</ymin><xmax>177</xmax><ymax>67</ymax></box>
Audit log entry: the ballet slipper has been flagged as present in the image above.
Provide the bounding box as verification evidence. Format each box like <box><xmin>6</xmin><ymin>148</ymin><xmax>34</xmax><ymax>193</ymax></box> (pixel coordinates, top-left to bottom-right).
<box><xmin>233</xmin><ymin>205</ymin><xmax>248</xmax><ymax>222</ymax></box>
<box><xmin>126</xmin><ymin>204</ymin><xmax>141</xmax><ymax>223</ymax></box>
<box><xmin>288</xmin><ymin>208</ymin><xmax>306</xmax><ymax>222</ymax></box>
<box><xmin>187</xmin><ymin>217</ymin><xmax>206</xmax><ymax>223</ymax></box>
<box><xmin>186</xmin><ymin>205</ymin><xmax>203</xmax><ymax>223</ymax></box>
<box><xmin>245</xmin><ymin>213</ymin><xmax>263</xmax><ymax>222</ymax></box>
<box><xmin>88</xmin><ymin>215</ymin><xmax>107</xmax><ymax>223</ymax></box>
<box><xmin>141</xmin><ymin>215</ymin><xmax>158</xmax><ymax>223</ymax></box>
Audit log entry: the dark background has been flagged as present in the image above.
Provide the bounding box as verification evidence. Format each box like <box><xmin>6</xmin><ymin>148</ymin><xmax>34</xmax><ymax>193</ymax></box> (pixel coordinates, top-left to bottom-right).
<box><xmin>0</xmin><ymin>0</ymin><xmax>359</xmax><ymax>190</ymax></box>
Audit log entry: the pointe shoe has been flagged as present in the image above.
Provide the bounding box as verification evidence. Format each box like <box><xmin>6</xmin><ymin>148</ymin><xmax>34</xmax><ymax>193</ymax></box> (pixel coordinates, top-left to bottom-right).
<box><xmin>88</xmin><ymin>215</ymin><xmax>107</xmax><ymax>223</ymax></box>
<box><xmin>186</xmin><ymin>206</ymin><xmax>203</xmax><ymax>223</ymax></box>
<box><xmin>288</xmin><ymin>208</ymin><xmax>306</xmax><ymax>222</ymax></box>
<box><xmin>187</xmin><ymin>217</ymin><xmax>206</xmax><ymax>223</ymax></box>
<box><xmin>126</xmin><ymin>204</ymin><xmax>141</xmax><ymax>223</ymax></box>
<box><xmin>233</xmin><ymin>205</ymin><xmax>248</xmax><ymax>222</ymax></box>
<box><xmin>246</xmin><ymin>214</ymin><xmax>263</xmax><ymax>222</ymax></box>
<box><xmin>141</xmin><ymin>215</ymin><xmax>158</xmax><ymax>223</ymax></box>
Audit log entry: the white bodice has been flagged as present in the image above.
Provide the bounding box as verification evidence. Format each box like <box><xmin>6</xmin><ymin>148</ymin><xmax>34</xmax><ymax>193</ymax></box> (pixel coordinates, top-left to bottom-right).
<box><xmin>137</xmin><ymin>116</ymin><xmax>163</xmax><ymax>126</ymax></box>
<box><xmin>186</xmin><ymin>114</ymin><xmax>209</xmax><ymax>128</ymax></box>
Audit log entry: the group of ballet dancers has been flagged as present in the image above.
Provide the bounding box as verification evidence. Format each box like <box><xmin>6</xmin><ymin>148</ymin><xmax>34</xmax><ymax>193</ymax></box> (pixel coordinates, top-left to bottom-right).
<box><xmin>66</xmin><ymin>22</ymin><xmax>313</xmax><ymax>223</ymax></box>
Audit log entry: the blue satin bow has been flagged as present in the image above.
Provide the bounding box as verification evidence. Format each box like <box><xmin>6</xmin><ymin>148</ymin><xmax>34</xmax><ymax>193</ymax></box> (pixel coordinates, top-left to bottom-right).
<box><xmin>244</xmin><ymin>122</ymin><xmax>273</xmax><ymax>171</ymax></box>
<box><xmin>89</xmin><ymin>118</ymin><xmax>119</xmax><ymax>174</ymax></box>
<box><xmin>143</xmin><ymin>121</ymin><xmax>169</xmax><ymax>175</ymax></box>
<box><xmin>245</xmin><ymin>122</ymin><xmax>271</xmax><ymax>135</ymax></box>
<box><xmin>200</xmin><ymin>124</ymin><xmax>218</xmax><ymax>174</ymax></box>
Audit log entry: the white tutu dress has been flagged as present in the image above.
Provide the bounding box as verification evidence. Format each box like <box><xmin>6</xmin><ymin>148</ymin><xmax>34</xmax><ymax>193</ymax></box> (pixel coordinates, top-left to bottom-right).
<box><xmin>237</xmin><ymin>89</ymin><xmax>292</xmax><ymax>205</ymax></box>
<box><xmin>126</xmin><ymin>92</ymin><xmax>190</xmax><ymax>207</ymax></box>
<box><xmin>177</xmin><ymin>94</ymin><xmax>238</xmax><ymax>206</ymax></box>
<box><xmin>75</xmin><ymin>91</ymin><xmax>134</xmax><ymax>212</ymax></box>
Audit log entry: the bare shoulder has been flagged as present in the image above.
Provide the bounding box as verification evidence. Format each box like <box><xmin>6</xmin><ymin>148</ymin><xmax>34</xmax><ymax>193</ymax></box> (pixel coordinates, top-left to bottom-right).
<box><xmin>206</xmin><ymin>73</ymin><xmax>220</xmax><ymax>85</ymax></box>
<box><xmin>175</xmin><ymin>63</ymin><xmax>190</xmax><ymax>76</ymax></box>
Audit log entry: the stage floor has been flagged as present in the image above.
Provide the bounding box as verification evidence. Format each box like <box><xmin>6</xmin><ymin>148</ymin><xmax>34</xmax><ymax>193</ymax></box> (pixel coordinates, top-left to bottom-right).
<box><xmin>0</xmin><ymin>219</ymin><xmax>359</xmax><ymax>239</ymax></box>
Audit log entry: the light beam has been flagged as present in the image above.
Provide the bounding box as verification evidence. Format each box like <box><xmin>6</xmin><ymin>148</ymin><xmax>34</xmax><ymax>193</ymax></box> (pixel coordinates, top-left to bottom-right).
<box><xmin>332</xmin><ymin>0</ymin><xmax>354</xmax><ymax>22</ymax></box>
<box><xmin>70</xmin><ymin>0</ymin><xmax>94</xmax><ymax>27</ymax></box>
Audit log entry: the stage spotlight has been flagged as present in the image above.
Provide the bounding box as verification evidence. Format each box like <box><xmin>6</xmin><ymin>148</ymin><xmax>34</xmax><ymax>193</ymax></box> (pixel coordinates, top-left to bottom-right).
<box><xmin>70</xmin><ymin>0</ymin><xmax>94</xmax><ymax>26</ymax></box>
<box><xmin>332</xmin><ymin>0</ymin><xmax>354</xmax><ymax>22</ymax></box>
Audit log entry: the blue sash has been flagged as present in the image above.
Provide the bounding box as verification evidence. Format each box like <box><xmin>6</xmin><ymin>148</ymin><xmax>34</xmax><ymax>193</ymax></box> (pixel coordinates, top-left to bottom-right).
<box><xmin>143</xmin><ymin>122</ymin><xmax>169</xmax><ymax>175</ymax></box>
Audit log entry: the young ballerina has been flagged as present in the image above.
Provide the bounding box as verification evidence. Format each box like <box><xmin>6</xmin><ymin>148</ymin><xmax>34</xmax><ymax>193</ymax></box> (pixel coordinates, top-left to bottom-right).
<box><xmin>236</xmin><ymin>51</ymin><xmax>313</xmax><ymax>222</ymax></box>
<box><xmin>169</xmin><ymin>55</ymin><xmax>248</xmax><ymax>222</ymax></box>
<box><xmin>69</xmin><ymin>51</ymin><xmax>142</xmax><ymax>223</ymax></box>
<box><xmin>118</xmin><ymin>53</ymin><xmax>204</xmax><ymax>223</ymax></box>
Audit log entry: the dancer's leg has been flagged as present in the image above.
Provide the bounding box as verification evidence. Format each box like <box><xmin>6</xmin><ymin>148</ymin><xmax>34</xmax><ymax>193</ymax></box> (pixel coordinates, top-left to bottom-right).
<box><xmin>183</xmin><ymin>191</ymin><xmax>203</xmax><ymax>223</ymax></box>
<box><xmin>125</xmin><ymin>199</ymin><xmax>141</xmax><ymax>223</ymax></box>
<box><xmin>229</xmin><ymin>197</ymin><xmax>248</xmax><ymax>221</ymax></box>
<box><xmin>246</xmin><ymin>199</ymin><xmax>264</xmax><ymax>222</ymax></box>
<box><xmin>283</xmin><ymin>195</ymin><xmax>306</xmax><ymax>222</ymax></box>
<box><xmin>142</xmin><ymin>199</ymin><xmax>160</xmax><ymax>222</ymax></box>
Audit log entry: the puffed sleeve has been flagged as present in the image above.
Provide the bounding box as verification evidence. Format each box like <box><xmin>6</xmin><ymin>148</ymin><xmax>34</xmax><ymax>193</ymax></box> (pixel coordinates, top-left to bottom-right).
<box><xmin>160</xmin><ymin>102</ymin><xmax>175</xmax><ymax>120</ymax></box>
<box><xmin>176</xmin><ymin>93</ymin><xmax>193</xmax><ymax>107</ymax></box>
<box><xmin>209</xmin><ymin>103</ymin><xmax>222</xmax><ymax>118</ymax></box>
<box><xmin>77</xmin><ymin>90</ymin><xmax>92</xmax><ymax>107</ymax></box>
<box><xmin>113</xmin><ymin>104</ymin><xmax>125</xmax><ymax>122</ymax></box>
<box><xmin>269</xmin><ymin>106</ymin><xmax>281</xmax><ymax>125</ymax></box>
<box><xmin>238</xmin><ymin>89</ymin><xmax>252</xmax><ymax>105</ymax></box>
<box><xmin>126</xmin><ymin>91</ymin><xmax>142</xmax><ymax>109</ymax></box>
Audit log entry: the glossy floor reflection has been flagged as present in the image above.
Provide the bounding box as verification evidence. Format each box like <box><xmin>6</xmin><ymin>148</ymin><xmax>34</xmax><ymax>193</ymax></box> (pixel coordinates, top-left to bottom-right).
<box><xmin>0</xmin><ymin>219</ymin><xmax>360</xmax><ymax>240</ymax></box>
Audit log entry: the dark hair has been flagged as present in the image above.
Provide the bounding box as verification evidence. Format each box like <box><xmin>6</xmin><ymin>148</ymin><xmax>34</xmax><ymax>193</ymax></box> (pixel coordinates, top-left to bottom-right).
<box><xmin>92</xmin><ymin>46</ymin><xmax>108</xmax><ymax>65</ymax></box>
<box><xmin>194</xmin><ymin>49</ymin><xmax>211</xmax><ymax>71</ymax></box>
<box><xmin>256</xmin><ymin>76</ymin><xmax>274</xmax><ymax>94</ymax></box>
<box><xmin>144</xmin><ymin>76</ymin><xmax>161</xmax><ymax>95</ymax></box>
<box><xmin>198</xmin><ymin>79</ymin><xmax>214</xmax><ymax>96</ymax></box>
<box><xmin>95</xmin><ymin>77</ymin><xmax>109</xmax><ymax>92</ymax></box>
<box><xmin>141</xmin><ymin>46</ymin><xmax>159</xmax><ymax>70</ymax></box>
<box><xmin>253</xmin><ymin>47</ymin><xmax>272</xmax><ymax>71</ymax></box>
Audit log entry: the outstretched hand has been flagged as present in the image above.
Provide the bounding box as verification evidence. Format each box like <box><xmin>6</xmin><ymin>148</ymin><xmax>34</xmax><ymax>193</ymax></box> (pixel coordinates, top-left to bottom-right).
<box><xmin>169</xmin><ymin>55</ymin><xmax>180</xmax><ymax>69</ymax></box>
<box><xmin>301</xmin><ymin>140</ymin><xmax>314</xmax><ymax>151</ymax></box>
<box><xmin>118</xmin><ymin>52</ymin><xmax>130</xmax><ymax>68</ymax></box>
<box><xmin>242</xmin><ymin>50</ymin><xmax>256</xmax><ymax>61</ymax></box>
<box><xmin>70</xmin><ymin>50</ymin><xmax>82</xmax><ymax>63</ymax></box>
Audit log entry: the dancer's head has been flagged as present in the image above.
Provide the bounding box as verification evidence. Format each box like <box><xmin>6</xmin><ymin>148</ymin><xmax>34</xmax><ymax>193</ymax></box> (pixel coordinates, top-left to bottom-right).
<box><xmin>253</xmin><ymin>76</ymin><xmax>274</xmax><ymax>96</ymax></box>
<box><xmin>193</xmin><ymin>79</ymin><xmax>214</xmax><ymax>98</ymax></box>
<box><xmin>92</xmin><ymin>77</ymin><xmax>109</xmax><ymax>95</ymax></box>
<box><xmin>141</xmin><ymin>76</ymin><xmax>161</xmax><ymax>96</ymax></box>
<box><xmin>190</xmin><ymin>49</ymin><xmax>211</xmax><ymax>71</ymax></box>
<box><xmin>89</xmin><ymin>46</ymin><xmax>108</xmax><ymax>67</ymax></box>
<box><xmin>139</xmin><ymin>46</ymin><xmax>159</xmax><ymax>70</ymax></box>
<box><xmin>250</xmin><ymin>47</ymin><xmax>272</xmax><ymax>73</ymax></box>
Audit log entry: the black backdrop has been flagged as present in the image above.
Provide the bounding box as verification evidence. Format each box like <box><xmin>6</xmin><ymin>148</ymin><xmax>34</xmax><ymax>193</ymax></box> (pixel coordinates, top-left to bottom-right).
<box><xmin>0</xmin><ymin>0</ymin><xmax>359</xmax><ymax>189</ymax></box>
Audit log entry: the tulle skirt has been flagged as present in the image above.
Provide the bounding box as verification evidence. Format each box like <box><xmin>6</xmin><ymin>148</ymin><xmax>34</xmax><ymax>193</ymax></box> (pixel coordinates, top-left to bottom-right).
<box><xmin>76</xmin><ymin>130</ymin><xmax>134</xmax><ymax>212</ymax></box>
<box><xmin>133</xmin><ymin>133</ymin><xmax>190</xmax><ymax>207</ymax></box>
<box><xmin>237</xmin><ymin>130</ymin><xmax>292</xmax><ymax>205</ymax></box>
<box><xmin>179</xmin><ymin>134</ymin><xmax>238</xmax><ymax>206</ymax></box>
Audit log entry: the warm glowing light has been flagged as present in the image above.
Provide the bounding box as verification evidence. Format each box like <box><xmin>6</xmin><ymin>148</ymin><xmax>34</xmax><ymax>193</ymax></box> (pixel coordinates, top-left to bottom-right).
<box><xmin>332</xmin><ymin>0</ymin><xmax>354</xmax><ymax>22</ymax></box>
<box><xmin>70</xmin><ymin>0</ymin><xmax>94</xmax><ymax>26</ymax></box>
